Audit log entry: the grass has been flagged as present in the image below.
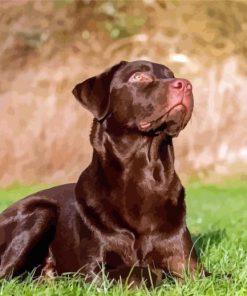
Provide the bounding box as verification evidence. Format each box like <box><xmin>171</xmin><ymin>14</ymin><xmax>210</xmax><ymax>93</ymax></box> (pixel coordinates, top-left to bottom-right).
<box><xmin>0</xmin><ymin>181</ymin><xmax>246</xmax><ymax>295</ymax></box>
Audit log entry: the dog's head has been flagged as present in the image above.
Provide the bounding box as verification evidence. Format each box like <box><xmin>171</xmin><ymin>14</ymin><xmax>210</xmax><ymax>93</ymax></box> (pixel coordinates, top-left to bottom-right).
<box><xmin>72</xmin><ymin>60</ymin><xmax>193</xmax><ymax>137</ymax></box>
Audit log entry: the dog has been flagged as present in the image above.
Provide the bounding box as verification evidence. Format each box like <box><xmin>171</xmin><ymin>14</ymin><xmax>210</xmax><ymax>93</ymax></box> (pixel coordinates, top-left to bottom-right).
<box><xmin>0</xmin><ymin>60</ymin><xmax>206</xmax><ymax>286</ymax></box>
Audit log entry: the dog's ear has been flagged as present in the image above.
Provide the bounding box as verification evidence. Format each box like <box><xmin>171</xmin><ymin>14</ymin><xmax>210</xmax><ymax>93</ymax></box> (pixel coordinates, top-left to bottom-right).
<box><xmin>72</xmin><ymin>61</ymin><xmax>127</xmax><ymax>121</ymax></box>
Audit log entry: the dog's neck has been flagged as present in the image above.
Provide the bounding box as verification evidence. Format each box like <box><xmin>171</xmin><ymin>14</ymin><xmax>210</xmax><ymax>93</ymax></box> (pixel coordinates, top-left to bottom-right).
<box><xmin>90</xmin><ymin>119</ymin><xmax>176</xmax><ymax>182</ymax></box>
<box><xmin>75</xmin><ymin>119</ymin><xmax>183</xmax><ymax>235</ymax></box>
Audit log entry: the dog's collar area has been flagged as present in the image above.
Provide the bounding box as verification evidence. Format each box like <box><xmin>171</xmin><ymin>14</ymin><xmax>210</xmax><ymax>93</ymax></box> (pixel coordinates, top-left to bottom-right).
<box><xmin>97</xmin><ymin>112</ymin><xmax>112</xmax><ymax>123</ymax></box>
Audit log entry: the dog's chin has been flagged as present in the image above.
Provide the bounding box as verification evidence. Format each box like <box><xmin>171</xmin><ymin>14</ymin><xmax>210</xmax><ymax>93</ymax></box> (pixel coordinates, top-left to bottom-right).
<box><xmin>138</xmin><ymin>104</ymin><xmax>190</xmax><ymax>136</ymax></box>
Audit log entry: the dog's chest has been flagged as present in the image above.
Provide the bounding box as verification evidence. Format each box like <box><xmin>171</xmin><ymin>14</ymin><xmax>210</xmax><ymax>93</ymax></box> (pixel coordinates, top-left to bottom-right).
<box><xmin>121</xmin><ymin>183</ymin><xmax>170</xmax><ymax>234</ymax></box>
<box><xmin>104</xmin><ymin>232</ymin><xmax>168</xmax><ymax>270</ymax></box>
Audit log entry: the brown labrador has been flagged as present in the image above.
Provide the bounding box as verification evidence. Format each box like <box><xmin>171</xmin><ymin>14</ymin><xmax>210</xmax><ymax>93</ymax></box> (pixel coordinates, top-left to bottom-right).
<box><xmin>0</xmin><ymin>60</ymin><xmax>207</xmax><ymax>286</ymax></box>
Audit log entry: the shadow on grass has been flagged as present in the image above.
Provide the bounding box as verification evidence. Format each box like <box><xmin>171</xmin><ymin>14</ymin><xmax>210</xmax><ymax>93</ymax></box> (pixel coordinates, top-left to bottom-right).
<box><xmin>192</xmin><ymin>229</ymin><xmax>227</xmax><ymax>256</ymax></box>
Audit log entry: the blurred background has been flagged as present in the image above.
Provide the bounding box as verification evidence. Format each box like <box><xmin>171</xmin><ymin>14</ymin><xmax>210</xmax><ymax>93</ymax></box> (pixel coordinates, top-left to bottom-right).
<box><xmin>0</xmin><ymin>0</ymin><xmax>247</xmax><ymax>186</ymax></box>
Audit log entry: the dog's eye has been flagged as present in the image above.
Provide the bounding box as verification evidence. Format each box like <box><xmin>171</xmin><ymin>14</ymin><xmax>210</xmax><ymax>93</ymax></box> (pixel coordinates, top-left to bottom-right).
<box><xmin>129</xmin><ymin>72</ymin><xmax>153</xmax><ymax>83</ymax></box>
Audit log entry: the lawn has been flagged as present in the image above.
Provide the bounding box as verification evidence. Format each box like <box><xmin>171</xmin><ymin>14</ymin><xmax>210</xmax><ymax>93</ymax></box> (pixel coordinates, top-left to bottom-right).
<box><xmin>0</xmin><ymin>180</ymin><xmax>246</xmax><ymax>295</ymax></box>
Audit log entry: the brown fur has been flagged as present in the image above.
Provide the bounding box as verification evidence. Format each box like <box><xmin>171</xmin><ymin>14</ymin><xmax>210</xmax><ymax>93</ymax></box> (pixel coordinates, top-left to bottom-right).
<box><xmin>0</xmin><ymin>60</ymin><xmax>207</xmax><ymax>286</ymax></box>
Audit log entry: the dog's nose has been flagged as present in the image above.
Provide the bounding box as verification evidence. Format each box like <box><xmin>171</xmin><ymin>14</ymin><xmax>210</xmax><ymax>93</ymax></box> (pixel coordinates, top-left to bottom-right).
<box><xmin>170</xmin><ymin>79</ymin><xmax>192</xmax><ymax>91</ymax></box>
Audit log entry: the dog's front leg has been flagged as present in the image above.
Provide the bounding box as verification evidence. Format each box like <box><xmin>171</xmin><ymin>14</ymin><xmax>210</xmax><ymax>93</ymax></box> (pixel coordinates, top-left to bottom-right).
<box><xmin>145</xmin><ymin>227</ymin><xmax>207</xmax><ymax>281</ymax></box>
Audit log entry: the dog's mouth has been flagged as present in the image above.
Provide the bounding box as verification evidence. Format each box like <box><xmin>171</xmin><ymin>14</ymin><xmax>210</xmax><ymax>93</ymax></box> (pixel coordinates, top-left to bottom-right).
<box><xmin>138</xmin><ymin>103</ymin><xmax>190</xmax><ymax>136</ymax></box>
